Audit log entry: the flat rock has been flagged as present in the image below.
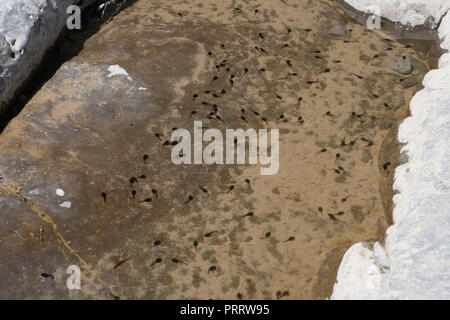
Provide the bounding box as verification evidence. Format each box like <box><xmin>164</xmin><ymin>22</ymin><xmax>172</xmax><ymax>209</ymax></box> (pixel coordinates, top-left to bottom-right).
<box><xmin>328</xmin><ymin>27</ymin><xmax>347</xmax><ymax>36</ymax></box>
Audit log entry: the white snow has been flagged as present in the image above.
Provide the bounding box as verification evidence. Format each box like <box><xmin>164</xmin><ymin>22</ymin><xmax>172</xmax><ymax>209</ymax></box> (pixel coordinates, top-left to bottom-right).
<box><xmin>343</xmin><ymin>0</ymin><xmax>450</xmax><ymax>27</ymax></box>
<box><xmin>332</xmin><ymin>1</ymin><xmax>450</xmax><ymax>300</ymax></box>
<box><xmin>0</xmin><ymin>0</ymin><xmax>96</xmax><ymax>110</ymax></box>
<box><xmin>107</xmin><ymin>64</ymin><xmax>133</xmax><ymax>81</ymax></box>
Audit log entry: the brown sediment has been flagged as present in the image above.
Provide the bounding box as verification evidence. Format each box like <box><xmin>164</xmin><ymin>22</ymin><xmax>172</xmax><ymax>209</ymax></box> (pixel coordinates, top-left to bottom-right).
<box><xmin>0</xmin><ymin>0</ymin><xmax>440</xmax><ymax>299</ymax></box>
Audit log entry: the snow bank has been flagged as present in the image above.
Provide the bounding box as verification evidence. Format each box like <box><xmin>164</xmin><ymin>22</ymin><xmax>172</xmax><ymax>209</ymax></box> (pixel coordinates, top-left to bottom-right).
<box><xmin>343</xmin><ymin>0</ymin><xmax>450</xmax><ymax>27</ymax></box>
<box><xmin>332</xmin><ymin>1</ymin><xmax>450</xmax><ymax>300</ymax></box>
<box><xmin>0</xmin><ymin>0</ymin><xmax>95</xmax><ymax>112</ymax></box>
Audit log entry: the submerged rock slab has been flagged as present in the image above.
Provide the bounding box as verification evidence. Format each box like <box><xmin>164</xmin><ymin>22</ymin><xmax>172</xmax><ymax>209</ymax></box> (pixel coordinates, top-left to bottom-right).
<box><xmin>0</xmin><ymin>0</ymin><xmax>435</xmax><ymax>299</ymax></box>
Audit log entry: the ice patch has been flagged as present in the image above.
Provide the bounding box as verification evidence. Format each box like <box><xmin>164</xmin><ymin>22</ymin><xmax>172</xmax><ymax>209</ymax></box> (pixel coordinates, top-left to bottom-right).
<box><xmin>56</xmin><ymin>188</ymin><xmax>65</xmax><ymax>197</ymax></box>
<box><xmin>59</xmin><ymin>201</ymin><xmax>71</xmax><ymax>208</ymax></box>
<box><xmin>107</xmin><ymin>64</ymin><xmax>133</xmax><ymax>81</ymax></box>
<box><xmin>343</xmin><ymin>0</ymin><xmax>450</xmax><ymax>27</ymax></box>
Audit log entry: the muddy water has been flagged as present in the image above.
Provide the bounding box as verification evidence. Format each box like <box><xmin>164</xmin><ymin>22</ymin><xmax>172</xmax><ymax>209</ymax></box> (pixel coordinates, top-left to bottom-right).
<box><xmin>76</xmin><ymin>0</ymin><xmax>434</xmax><ymax>299</ymax></box>
<box><xmin>2</xmin><ymin>0</ymin><xmax>436</xmax><ymax>299</ymax></box>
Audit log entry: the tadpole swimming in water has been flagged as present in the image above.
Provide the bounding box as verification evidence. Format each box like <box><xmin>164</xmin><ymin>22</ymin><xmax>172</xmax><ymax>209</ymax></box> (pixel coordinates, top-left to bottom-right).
<box><xmin>328</xmin><ymin>214</ymin><xmax>337</xmax><ymax>221</ymax></box>
<box><xmin>185</xmin><ymin>195</ymin><xmax>194</xmax><ymax>203</ymax></box>
<box><xmin>171</xmin><ymin>258</ymin><xmax>186</xmax><ymax>265</ymax></box>
<box><xmin>208</xmin><ymin>265</ymin><xmax>217</xmax><ymax>273</ymax></box>
<box><xmin>284</xmin><ymin>236</ymin><xmax>295</xmax><ymax>242</ymax></box>
<box><xmin>204</xmin><ymin>231</ymin><xmax>217</xmax><ymax>238</ymax></box>
<box><xmin>40</xmin><ymin>273</ymin><xmax>54</xmax><ymax>279</ymax></box>
<box><xmin>151</xmin><ymin>258</ymin><xmax>162</xmax><ymax>266</ymax></box>
<box><xmin>101</xmin><ymin>192</ymin><xmax>107</xmax><ymax>202</ymax></box>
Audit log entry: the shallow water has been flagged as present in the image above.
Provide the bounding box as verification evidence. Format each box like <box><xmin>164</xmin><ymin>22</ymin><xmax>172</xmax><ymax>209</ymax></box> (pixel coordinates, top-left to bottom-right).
<box><xmin>0</xmin><ymin>0</ymin><xmax>437</xmax><ymax>299</ymax></box>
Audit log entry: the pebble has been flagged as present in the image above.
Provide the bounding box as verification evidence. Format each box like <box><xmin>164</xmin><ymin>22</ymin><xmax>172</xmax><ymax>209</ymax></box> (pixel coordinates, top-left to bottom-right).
<box><xmin>389</xmin><ymin>56</ymin><xmax>412</xmax><ymax>74</ymax></box>
<box><xmin>56</xmin><ymin>188</ymin><xmax>65</xmax><ymax>197</ymax></box>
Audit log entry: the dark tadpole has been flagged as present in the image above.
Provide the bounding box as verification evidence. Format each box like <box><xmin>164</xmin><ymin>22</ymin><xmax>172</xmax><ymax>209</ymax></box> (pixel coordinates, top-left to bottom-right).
<box><xmin>152</xmin><ymin>189</ymin><xmax>159</xmax><ymax>197</ymax></box>
<box><xmin>265</xmin><ymin>232</ymin><xmax>271</xmax><ymax>238</ymax></box>
<box><xmin>242</xmin><ymin>211</ymin><xmax>254</xmax><ymax>217</ymax></box>
<box><xmin>41</xmin><ymin>273</ymin><xmax>54</xmax><ymax>280</ymax></box>
<box><xmin>154</xmin><ymin>240</ymin><xmax>161</xmax><ymax>246</ymax></box>
<box><xmin>383</xmin><ymin>162</ymin><xmax>391</xmax><ymax>170</ymax></box>
<box><xmin>245</xmin><ymin>178</ymin><xmax>250</xmax><ymax>185</ymax></box>
<box><xmin>131</xmin><ymin>190</ymin><xmax>136</xmax><ymax>199</ymax></box>
<box><xmin>130</xmin><ymin>177</ymin><xmax>138</xmax><ymax>184</ymax></box>
<box><xmin>284</xmin><ymin>236</ymin><xmax>295</xmax><ymax>242</ymax></box>
<box><xmin>328</xmin><ymin>214</ymin><xmax>337</xmax><ymax>221</ymax></box>
<box><xmin>204</xmin><ymin>231</ymin><xmax>217</xmax><ymax>238</ymax></box>
<box><xmin>151</xmin><ymin>258</ymin><xmax>162</xmax><ymax>266</ymax></box>
<box><xmin>185</xmin><ymin>195</ymin><xmax>194</xmax><ymax>203</ymax></box>
<box><xmin>237</xmin><ymin>292</ymin><xmax>243</xmax><ymax>300</ymax></box>
<box><xmin>199</xmin><ymin>185</ymin><xmax>208</xmax><ymax>193</ymax></box>
<box><xmin>208</xmin><ymin>265</ymin><xmax>217</xmax><ymax>273</ymax></box>
<box><xmin>228</xmin><ymin>185</ymin><xmax>235</xmax><ymax>192</ymax></box>
<box><xmin>193</xmin><ymin>240</ymin><xmax>198</xmax><ymax>251</ymax></box>
<box><xmin>101</xmin><ymin>192</ymin><xmax>107</xmax><ymax>202</ymax></box>
<box><xmin>171</xmin><ymin>258</ymin><xmax>186</xmax><ymax>265</ymax></box>
<box><xmin>143</xmin><ymin>154</ymin><xmax>149</xmax><ymax>161</ymax></box>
